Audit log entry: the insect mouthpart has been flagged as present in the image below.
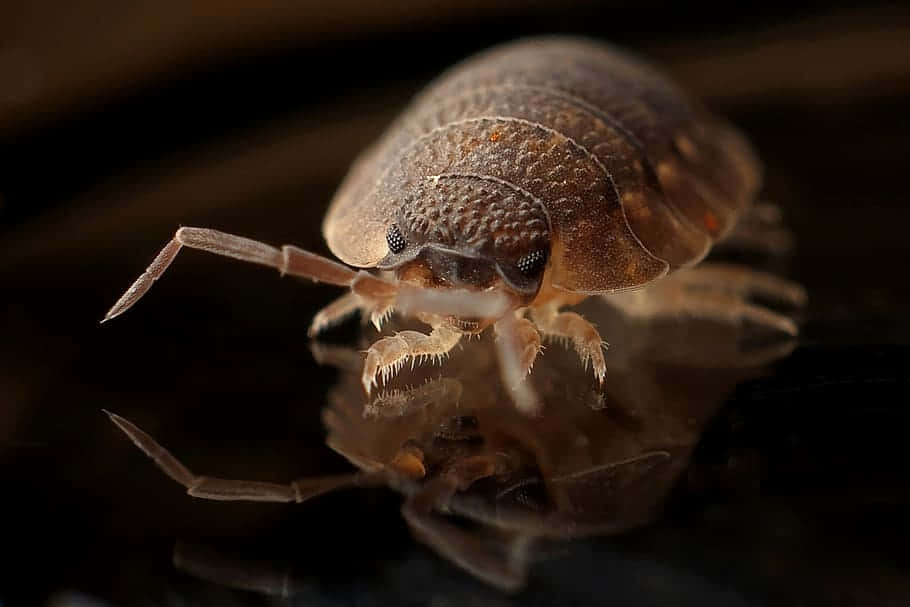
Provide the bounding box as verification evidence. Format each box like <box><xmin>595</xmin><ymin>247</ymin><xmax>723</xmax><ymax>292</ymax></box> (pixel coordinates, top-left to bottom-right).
<box><xmin>395</xmin><ymin>246</ymin><xmax>500</xmax><ymax>291</ymax></box>
<box><xmin>448</xmin><ymin>316</ymin><xmax>483</xmax><ymax>333</ymax></box>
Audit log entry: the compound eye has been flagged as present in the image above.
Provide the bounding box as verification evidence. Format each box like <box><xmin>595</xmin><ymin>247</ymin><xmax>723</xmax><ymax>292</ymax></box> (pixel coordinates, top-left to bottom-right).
<box><xmin>386</xmin><ymin>223</ymin><xmax>407</xmax><ymax>254</ymax></box>
<box><xmin>516</xmin><ymin>249</ymin><xmax>548</xmax><ymax>278</ymax></box>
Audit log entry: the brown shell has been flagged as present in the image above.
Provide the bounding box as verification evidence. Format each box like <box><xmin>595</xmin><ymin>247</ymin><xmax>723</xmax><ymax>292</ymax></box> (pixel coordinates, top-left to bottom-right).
<box><xmin>323</xmin><ymin>37</ymin><xmax>761</xmax><ymax>294</ymax></box>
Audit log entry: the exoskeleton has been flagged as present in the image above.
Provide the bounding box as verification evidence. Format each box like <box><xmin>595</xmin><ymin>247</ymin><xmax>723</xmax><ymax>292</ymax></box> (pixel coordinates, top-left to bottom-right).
<box><xmin>104</xmin><ymin>37</ymin><xmax>803</xmax><ymax>412</ymax></box>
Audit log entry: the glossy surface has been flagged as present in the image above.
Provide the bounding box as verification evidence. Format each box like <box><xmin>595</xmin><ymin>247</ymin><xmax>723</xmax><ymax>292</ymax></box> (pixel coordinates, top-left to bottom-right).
<box><xmin>1</xmin><ymin>4</ymin><xmax>909</xmax><ymax>605</ymax></box>
<box><xmin>103</xmin><ymin>288</ymin><xmax>801</xmax><ymax>591</ymax></box>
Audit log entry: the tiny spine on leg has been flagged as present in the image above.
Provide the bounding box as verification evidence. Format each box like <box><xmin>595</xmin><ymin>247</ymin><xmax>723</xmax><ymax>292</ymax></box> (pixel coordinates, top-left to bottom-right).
<box><xmin>531</xmin><ymin>304</ymin><xmax>607</xmax><ymax>383</ymax></box>
<box><xmin>493</xmin><ymin>315</ymin><xmax>543</xmax><ymax>414</ymax></box>
<box><xmin>361</xmin><ymin>324</ymin><xmax>463</xmax><ymax>393</ymax></box>
<box><xmin>308</xmin><ymin>292</ymin><xmax>364</xmax><ymax>336</ymax></box>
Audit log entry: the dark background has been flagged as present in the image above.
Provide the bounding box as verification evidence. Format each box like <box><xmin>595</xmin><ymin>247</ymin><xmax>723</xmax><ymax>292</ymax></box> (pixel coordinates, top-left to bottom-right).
<box><xmin>1</xmin><ymin>1</ymin><xmax>909</xmax><ymax>605</ymax></box>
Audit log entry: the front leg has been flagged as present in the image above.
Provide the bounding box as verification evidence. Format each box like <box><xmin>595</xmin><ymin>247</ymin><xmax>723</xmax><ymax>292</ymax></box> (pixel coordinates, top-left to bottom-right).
<box><xmin>361</xmin><ymin>323</ymin><xmax>462</xmax><ymax>394</ymax></box>
<box><xmin>531</xmin><ymin>304</ymin><xmax>607</xmax><ymax>384</ymax></box>
<box><xmin>493</xmin><ymin>315</ymin><xmax>543</xmax><ymax>414</ymax></box>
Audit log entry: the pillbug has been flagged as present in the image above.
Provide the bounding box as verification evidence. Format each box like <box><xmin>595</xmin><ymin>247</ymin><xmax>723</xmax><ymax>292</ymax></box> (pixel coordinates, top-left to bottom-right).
<box><xmin>104</xmin><ymin>37</ymin><xmax>789</xmax><ymax>412</ymax></box>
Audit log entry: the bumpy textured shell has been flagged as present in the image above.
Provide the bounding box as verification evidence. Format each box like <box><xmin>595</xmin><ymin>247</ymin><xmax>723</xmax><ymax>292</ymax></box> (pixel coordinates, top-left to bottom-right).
<box><xmin>324</xmin><ymin>37</ymin><xmax>761</xmax><ymax>294</ymax></box>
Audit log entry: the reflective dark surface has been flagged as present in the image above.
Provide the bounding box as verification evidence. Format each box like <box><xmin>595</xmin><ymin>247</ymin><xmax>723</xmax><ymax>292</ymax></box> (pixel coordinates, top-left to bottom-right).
<box><xmin>2</xmin><ymin>2</ymin><xmax>909</xmax><ymax>605</ymax></box>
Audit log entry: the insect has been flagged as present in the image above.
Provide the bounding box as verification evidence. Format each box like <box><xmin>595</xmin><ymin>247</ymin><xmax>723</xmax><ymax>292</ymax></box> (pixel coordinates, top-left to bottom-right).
<box><xmin>104</xmin><ymin>36</ymin><xmax>782</xmax><ymax>412</ymax></box>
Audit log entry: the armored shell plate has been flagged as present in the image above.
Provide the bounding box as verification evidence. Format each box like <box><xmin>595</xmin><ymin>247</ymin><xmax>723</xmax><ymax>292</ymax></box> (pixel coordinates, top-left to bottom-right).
<box><xmin>323</xmin><ymin>37</ymin><xmax>761</xmax><ymax>294</ymax></box>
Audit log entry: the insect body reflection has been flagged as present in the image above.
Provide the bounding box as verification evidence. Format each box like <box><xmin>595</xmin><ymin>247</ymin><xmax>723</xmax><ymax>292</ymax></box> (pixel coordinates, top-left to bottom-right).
<box><xmin>108</xmin><ymin>274</ymin><xmax>800</xmax><ymax>592</ymax></box>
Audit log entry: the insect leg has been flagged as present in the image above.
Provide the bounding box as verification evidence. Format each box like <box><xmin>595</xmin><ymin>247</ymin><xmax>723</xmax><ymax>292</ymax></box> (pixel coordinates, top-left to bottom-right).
<box><xmin>308</xmin><ymin>292</ymin><xmax>364</xmax><ymax>337</ymax></box>
<box><xmin>604</xmin><ymin>263</ymin><xmax>804</xmax><ymax>336</ymax></box>
<box><xmin>493</xmin><ymin>315</ymin><xmax>542</xmax><ymax>415</ymax></box>
<box><xmin>404</xmin><ymin>509</ymin><xmax>532</xmax><ymax>592</ymax></box>
<box><xmin>364</xmin><ymin>376</ymin><xmax>463</xmax><ymax>419</ymax></box>
<box><xmin>361</xmin><ymin>324</ymin><xmax>462</xmax><ymax>394</ymax></box>
<box><xmin>103</xmin><ymin>227</ymin><xmax>396</xmax><ymax>322</ymax></box>
<box><xmin>105</xmin><ymin>411</ymin><xmax>367</xmax><ymax>502</ymax></box>
<box><xmin>402</xmin><ymin>458</ymin><xmax>531</xmax><ymax>592</ymax></box>
<box><xmin>173</xmin><ymin>542</ymin><xmax>300</xmax><ymax>598</ymax></box>
<box><xmin>530</xmin><ymin>305</ymin><xmax>607</xmax><ymax>384</ymax></box>
<box><xmin>716</xmin><ymin>202</ymin><xmax>796</xmax><ymax>257</ymax></box>
<box><xmin>669</xmin><ymin>262</ymin><xmax>808</xmax><ymax>308</ymax></box>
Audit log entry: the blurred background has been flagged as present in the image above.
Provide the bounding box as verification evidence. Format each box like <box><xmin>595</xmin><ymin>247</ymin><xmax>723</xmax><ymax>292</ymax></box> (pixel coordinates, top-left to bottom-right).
<box><xmin>1</xmin><ymin>1</ymin><xmax>909</xmax><ymax>605</ymax></box>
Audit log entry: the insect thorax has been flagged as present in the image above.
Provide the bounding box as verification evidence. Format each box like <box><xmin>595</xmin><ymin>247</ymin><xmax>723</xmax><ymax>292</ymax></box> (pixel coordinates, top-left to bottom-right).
<box><xmin>399</xmin><ymin>175</ymin><xmax>550</xmax><ymax>260</ymax></box>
